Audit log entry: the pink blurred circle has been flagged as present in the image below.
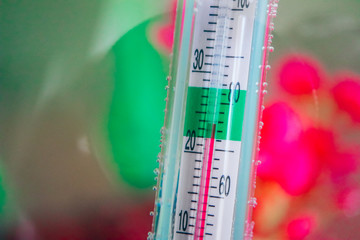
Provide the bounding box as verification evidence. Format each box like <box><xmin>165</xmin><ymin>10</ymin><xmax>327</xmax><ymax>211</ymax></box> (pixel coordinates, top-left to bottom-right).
<box><xmin>277</xmin><ymin>54</ymin><xmax>325</xmax><ymax>95</ymax></box>
<box><xmin>332</xmin><ymin>72</ymin><xmax>360</xmax><ymax>123</ymax></box>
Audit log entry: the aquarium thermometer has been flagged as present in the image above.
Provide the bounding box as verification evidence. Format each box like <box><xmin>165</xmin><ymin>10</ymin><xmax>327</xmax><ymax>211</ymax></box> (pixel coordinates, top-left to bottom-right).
<box><xmin>149</xmin><ymin>0</ymin><xmax>278</xmax><ymax>239</ymax></box>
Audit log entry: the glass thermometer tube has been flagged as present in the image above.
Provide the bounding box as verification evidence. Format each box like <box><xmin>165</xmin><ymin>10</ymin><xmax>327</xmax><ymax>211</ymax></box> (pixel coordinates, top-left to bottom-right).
<box><xmin>149</xmin><ymin>0</ymin><xmax>278</xmax><ymax>239</ymax></box>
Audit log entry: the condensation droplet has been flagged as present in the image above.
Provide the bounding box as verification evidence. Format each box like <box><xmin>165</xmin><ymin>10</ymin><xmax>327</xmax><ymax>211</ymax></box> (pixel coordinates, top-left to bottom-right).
<box><xmin>269</xmin><ymin>23</ymin><xmax>275</xmax><ymax>31</ymax></box>
<box><xmin>248</xmin><ymin>197</ymin><xmax>258</xmax><ymax>208</ymax></box>
<box><xmin>149</xmin><ymin>211</ymin><xmax>154</xmax><ymax>216</ymax></box>
<box><xmin>147</xmin><ymin>232</ymin><xmax>154</xmax><ymax>240</ymax></box>
<box><xmin>245</xmin><ymin>221</ymin><xmax>255</xmax><ymax>240</ymax></box>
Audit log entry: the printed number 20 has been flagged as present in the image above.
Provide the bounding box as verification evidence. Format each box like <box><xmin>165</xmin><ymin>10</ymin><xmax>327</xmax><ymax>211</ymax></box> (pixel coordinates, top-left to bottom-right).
<box><xmin>185</xmin><ymin>130</ymin><xmax>196</xmax><ymax>151</ymax></box>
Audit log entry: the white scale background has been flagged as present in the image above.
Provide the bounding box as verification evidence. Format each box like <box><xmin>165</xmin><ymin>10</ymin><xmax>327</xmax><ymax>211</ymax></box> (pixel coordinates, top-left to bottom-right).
<box><xmin>174</xmin><ymin>0</ymin><xmax>257</xmax><ymax>239</ymax></box>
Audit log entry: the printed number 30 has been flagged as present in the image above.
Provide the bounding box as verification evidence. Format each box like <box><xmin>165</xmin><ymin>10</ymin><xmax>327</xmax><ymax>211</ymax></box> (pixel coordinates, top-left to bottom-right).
<box><xmin>193</xmin><ymin>49</ymin><xmax>204</xmax><ymax>70</ymax></box>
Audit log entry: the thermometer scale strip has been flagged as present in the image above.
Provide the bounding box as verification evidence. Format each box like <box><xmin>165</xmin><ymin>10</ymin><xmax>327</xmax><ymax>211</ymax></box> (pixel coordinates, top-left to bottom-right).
<box><xmin>173</xmin><ymin>0</ymin><xmax>257</xmax><ymax>239</ymax></box>
<box><xmin>149</xmin><ymin>0</ymin><xmax>279</xmax><ymax>239</ymax></box>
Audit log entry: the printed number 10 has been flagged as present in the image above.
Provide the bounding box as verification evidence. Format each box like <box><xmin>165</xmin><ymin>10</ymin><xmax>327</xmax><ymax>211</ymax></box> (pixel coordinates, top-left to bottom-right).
<box><xmin>178</xmin><ymin>210</ymin><xmax>189</xmax><ymax>231</ymax></box>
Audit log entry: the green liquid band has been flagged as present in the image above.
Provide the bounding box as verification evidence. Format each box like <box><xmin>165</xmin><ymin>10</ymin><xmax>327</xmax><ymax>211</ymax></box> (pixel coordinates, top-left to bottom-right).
<box><xmin>183</xmin><ymin>87</ymin><xmax>247</xmax><ymax>141</ymax></box>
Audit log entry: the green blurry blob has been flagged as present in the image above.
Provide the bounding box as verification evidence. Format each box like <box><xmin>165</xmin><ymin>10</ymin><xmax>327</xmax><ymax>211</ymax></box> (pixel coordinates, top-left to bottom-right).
<box><xmin>0</xmin><ymin>165</ymin><xmax>7</xmax><ymax>214</ymax></box>
<box><xmin>108</xmin><ymin>18</ymin><xmax>168</xmax><ymax>189</ymax></box>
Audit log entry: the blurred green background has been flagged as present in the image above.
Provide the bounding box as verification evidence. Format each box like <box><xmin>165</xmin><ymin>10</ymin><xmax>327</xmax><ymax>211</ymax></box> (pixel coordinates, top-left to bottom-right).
<box><xmin>0</xmin><ymin>0</ymin><xmax>171</xmax><ymax>238</ymax></box>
